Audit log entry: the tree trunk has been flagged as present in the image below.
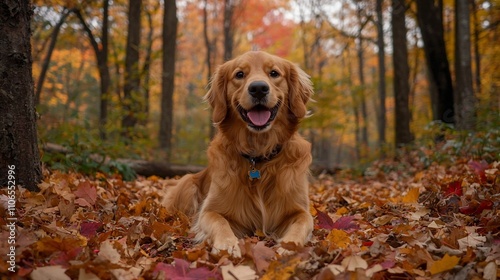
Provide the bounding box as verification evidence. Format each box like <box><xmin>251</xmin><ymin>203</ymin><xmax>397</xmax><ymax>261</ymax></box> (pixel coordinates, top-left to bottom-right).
<box><xmin>223</xmin><ymin>0</ymin><xmax>234</xmax><ymax>61</ymax></box>
<box><xmin>356</xmin><ymin>5</ymin><xmax>369</xmax><ymax>158</ymax></box>
<box><xmin>159</xmin><ymin>0</ymin><xmax>178</xmax><ymax>159</ymax></box>
<box><xmin>392</xmin><ymin>0</ymin><xmax>414</xmax><ymax>146</ymax></box>
<box><xmin>471</xmin><ymin>0</ymin><xmax>481</xmax><ymax>94</ymax></box>
<box><xmin>0</xmin><ymin>1</ymin><xmax>42</xmax><ymax>191</ymax></box>
<box><xmin>122</xmin><ymin>0</ymin><xmax>142</xmax><ymax>137</ymax></box>
<box><xmin>203</xmin><ymin>0</ymin><xmax>216</xmax><ymax>139</ymax></box>
<box><xmin>203</xmin><ymin>0</ymin><xmax>213</xmax><ymax>83</ymax></box>
<box><xmin>74</xmin><ymin>0</ymin><xmax>111</xmax><ymax>140</ymax></box>
<box><xmin>35</xmin><ymin>8</ymin><xmax>72</xmax><ymax>106</ymax></box>
<box><xmin>416</xmin><ymin>0</ymin><xmax>455</xmax><ymax>124</ymax></box>
<box><xmin>375</xmin><ymin>0</ymin><xmax>387</xmax><ymax>149</ymax></box>
<box><xmin>142</xmin><ymin>7</ymin><xmax>155</xmax><ymax>125</ymax></box>
<box><xmin>344</xmin><ymin>48</ymin><xmax>360</xmax><ymax>161</ymax></box>
<box><xmin>454</xmin><ymin>0</ymin><xmax>476</xmax><ymax>130</ymax></box>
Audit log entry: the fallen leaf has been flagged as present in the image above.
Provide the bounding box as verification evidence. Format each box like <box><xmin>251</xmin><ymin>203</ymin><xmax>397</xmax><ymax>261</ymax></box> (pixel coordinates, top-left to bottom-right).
<box><xmin>30</xmin><ymin>265</ymin><xmax>71</xmax><ymax>280</ymax></box>
<box><xmin>372</xmin><ymin>215</ymin><xmax>393</xmax><ymax>226</ymax></box>
<box><xmin>251</xmin><ymin>241</ymin><xmax>275</xmax><ymax>274</ymax></box>
<box><xmin>468</xmin><ymin>160</ymin><xmax>488</xmax><ymax>182</ymax></box>
<box><xmin>401</xmin><ymin>187</ymin><xmax>420</xmax><ymax>204</ymax></box>
<box><xmin>483</xmin><ymin>262</ymin><xmax>497</xmax><ymax>280</ymax></box>
<box><xmin>326</xmin><ymin>229</ymin><xmax>351</xmax><ymax>249</ymax></box>
<box><xmin>261</xmin><ymin>257</ymin><xmax>300</xmax><ymax>280</ymax></box>
<box><xmin>74</xmin><ymin>181</ymin><xmax>97</xmax><ymax>207</ymax></box>
<box><xmin>332</xmin><ymin>216</ymin><xmax>359</xmax><ymax>231</ymax></box>
<box><xmin>316</xmin><ymin>208</ymin><xmax>335</xmax><ymax>230</ymax></box>
<box><xmin>428</xmin><ymin>220</ymin><xmax>445</xmax><ymax>229</ymax></box>
<box><xmin>459</xmin><ymin>199</ymin><xmax>493</xmax><ymax>215</ymax></box>
<box><xmin>325</xmin><ymin>264</ymin><xmax>345</xmax><ymax>276</ymax></box>
<box><xmin>221</xmin><ymin>263</ymin><xmax>258</xmax><ymax>280</ymax></box>
<box><xmin>110</xmin><ymin>267</ymin><xmax>142</xmax><ymax>280</ymax></box>
<box><xmin>335</xmin><ymin>207</ymin><xmax>349</xmax><ymax>215</ymax></box>
<box><xmin>444</xmin><ymin>181</ymin><xmax>463</xmax><ymax>197</ymax></box>
<box><xmin>80</xmin><ymin>221</ymin><xmax>102</xmax><ymax>239</ymax></box>
<box><xmin>457</xmin><ymin>232</ymin><xmax>486</xmax><ymax>250</ymax></box>
<box><xmin>153</xmin><ymin>259</ymin><xmax>221</xmax><ymax>279</ymax></box>
<box><xmin>78</xmin><ymin>268</ymin><xmax>100</xmax><ymax>280</ymax></box>
<box><xmin>97</xmin><ymin>240</ymin><xmax>121</xmax><ymax>264</ymax></box>
<box><xmin>428</xmin><ymin>254</ymin><xmax>460</xmax><ymax>275</ymax></box>
<box><xmin>341</xmin><ymin>255</ymin><xmax>368</xmax><ymax>271</ymax></box>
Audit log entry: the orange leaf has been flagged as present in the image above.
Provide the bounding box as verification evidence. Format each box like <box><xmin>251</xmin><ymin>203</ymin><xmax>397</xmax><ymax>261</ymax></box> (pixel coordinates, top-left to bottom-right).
<box><xmin>428</xmin><ymin>254</ymin><xmax>460</xmax><ymax>275</ymax></box>
<box><xmin>261</xmin><ymin>257</ymin><xmax>300</xmax><ymax>280</ymax></box>
<box><xmin>326</xmin><ymin>229</ymin><xmax>351</xmax><ymax>249</ymax></box>
<box><xmin>401</xmin><ymin>187</ymin><xmax>420</xmax><ymax>204</ymax></box>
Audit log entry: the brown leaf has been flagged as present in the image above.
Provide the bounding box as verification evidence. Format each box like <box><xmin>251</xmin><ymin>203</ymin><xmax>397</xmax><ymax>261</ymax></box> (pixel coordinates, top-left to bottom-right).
<box><xmin>73</xmin><ymin>180</ymin><xmax>97</xmax><ymax>207</ymax></box>
<box><xmin>251</xmin><ymin>241</ymin><xmax>275</xmax><ymax>274</ymax></box>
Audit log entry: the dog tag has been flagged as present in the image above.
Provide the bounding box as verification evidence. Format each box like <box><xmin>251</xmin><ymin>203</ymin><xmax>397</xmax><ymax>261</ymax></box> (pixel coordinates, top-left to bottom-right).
<box><xmin>249</xmin><ymin>169</ymin><xmax>261</xmax><ymax>180</ymax></box>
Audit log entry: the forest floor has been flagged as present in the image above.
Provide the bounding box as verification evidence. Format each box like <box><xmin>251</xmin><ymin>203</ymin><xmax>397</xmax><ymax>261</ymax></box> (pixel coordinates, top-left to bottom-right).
<box><xmin>1</xmin><ymin>148</ymin><xmax>499</xmax><ymax>279</ymax></box>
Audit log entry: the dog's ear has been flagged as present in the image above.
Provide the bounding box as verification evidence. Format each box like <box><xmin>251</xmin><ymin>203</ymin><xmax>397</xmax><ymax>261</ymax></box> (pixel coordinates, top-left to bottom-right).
<box><xmin>204</xmin><ymin>64</ymin><xmax>229</xmax><ymax>124</ymax></box>
<box><xmin>288</xmin><ymin>63</ymin><xmax>314</xmax><ymax>119</ymax></box>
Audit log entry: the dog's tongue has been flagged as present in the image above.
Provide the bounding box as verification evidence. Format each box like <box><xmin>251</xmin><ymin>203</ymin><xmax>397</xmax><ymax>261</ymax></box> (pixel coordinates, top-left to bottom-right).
<box><xmin>247</xmin><ymin>109</ymin><xmax>271</xmax><ymax>126</ymax></box>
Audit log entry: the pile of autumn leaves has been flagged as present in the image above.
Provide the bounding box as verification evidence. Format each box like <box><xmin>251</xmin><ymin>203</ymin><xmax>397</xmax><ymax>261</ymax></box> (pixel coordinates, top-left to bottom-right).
<box><xmin>0</xmin><ymin>155</ymin><xmax>499</xmax><ymax>279</ymax></box>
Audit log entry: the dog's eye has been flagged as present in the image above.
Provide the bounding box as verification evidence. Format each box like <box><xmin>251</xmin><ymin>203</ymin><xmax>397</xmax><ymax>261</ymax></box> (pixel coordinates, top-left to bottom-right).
<box><xmin>235</xmin><ymin>71</ymin><xmax>245</xmax><ymax>79</ymax></box>
<box><xmin>270</xmin><ymin>70</ymin><xmax>280</xmax><ymax>78</ymax></box>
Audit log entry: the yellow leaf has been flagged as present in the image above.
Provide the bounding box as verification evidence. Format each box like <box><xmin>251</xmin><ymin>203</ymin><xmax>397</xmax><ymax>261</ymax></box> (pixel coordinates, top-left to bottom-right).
<box><xmin>428</xmin><ymin>254</ymin><xmax>460</xmax><ymax>275</ymax></box>
<box><xmin>261</xmin><ymin>257</ymin><xmax>300</xmax><ymax>280</ymax></box>
<box><xmin>326</xmin><ymin>229</ymin><xmax>351</xmax><ymax>249</ymax></box>
<box><xmin>309</xmin><ymin>205</ymin><xmax>318</xmax><ymax>216</ymax></box>
<box><xmin>336</xmin><ymin>207</ymin><xmax>349</xmax><ymax>215</ymax></box>
<box><xmin>402</xmin><ymin>187</ymin><xmax>420</xmax><ymax>204</ymax></box>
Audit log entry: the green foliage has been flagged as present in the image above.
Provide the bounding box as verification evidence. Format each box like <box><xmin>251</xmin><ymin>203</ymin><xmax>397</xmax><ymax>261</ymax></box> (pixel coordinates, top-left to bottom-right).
<box><xmin>39</xmin><ymin>123</ymin><xmax>142</xmax><ymax>180</ymax></box>
<box><xmin>340</xmin><ymin>121</ymin><xmax>500</xmax><ymax>179</ymax></box>
<box><xmin>413</xmin><ymin>121</ymin><xmax>500</xmax><ymax>167</ymax></box>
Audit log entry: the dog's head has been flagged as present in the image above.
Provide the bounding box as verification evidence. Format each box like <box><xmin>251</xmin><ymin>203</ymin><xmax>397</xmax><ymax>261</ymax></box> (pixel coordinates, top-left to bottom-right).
<box><xmin>205</xmin><ymin>51</ymin><xmax>313</xmax><ymax>134</ymax></box>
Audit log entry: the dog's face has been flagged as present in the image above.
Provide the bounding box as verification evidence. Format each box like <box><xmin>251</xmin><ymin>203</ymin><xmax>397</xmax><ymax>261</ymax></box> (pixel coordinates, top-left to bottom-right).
<box><xmin>205</xmin><ymin>51</ymin><xmax>313</xmax><ymax>133</ymax></box>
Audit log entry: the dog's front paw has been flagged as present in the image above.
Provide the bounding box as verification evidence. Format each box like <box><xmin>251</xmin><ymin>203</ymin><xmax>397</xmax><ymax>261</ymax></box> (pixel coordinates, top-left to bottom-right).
<box><xmin>211</xmin><ymin>236</ymin><xmax>241</xmax><ymax>258</ymax></box>
<box><xmin>280</xmin><ymin>234</ymin><xmax>305</xmax><ymax>247</ymax></box>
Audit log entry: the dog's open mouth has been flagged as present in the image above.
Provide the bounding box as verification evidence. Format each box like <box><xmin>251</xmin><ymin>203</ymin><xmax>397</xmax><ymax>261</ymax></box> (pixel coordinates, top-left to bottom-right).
<box><xmin>238</xmin><ymin>102</ymin><xmax>281</xmax><ymax>130</ymax></box>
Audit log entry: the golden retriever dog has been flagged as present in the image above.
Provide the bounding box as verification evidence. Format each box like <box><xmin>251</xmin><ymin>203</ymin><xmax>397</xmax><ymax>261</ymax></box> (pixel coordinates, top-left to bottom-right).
<box><xmin>162</xmin><ymin>51</ymin><xmax>314</xmax><ymax>257</ymax></box>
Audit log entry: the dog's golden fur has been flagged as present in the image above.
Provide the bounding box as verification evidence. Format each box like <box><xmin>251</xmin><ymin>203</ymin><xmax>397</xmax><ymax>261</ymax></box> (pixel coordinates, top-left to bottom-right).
<box><xmin>162</xmin><ymin>51</ymin><xmax>314</xmax><ymax>257</ymax></box>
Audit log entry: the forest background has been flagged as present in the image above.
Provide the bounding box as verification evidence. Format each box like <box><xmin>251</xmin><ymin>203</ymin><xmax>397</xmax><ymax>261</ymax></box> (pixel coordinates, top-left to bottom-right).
<box><xmin>31</xmin><ymin>0</ymin><xmax>498</xmax><ymax>177</ymax></box>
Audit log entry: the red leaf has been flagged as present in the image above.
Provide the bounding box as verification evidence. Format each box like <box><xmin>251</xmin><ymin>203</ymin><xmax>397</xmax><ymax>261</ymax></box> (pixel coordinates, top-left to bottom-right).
<box><xmin>362</xmin><ymin>241</ymin><xmax>374</xmax><ymax>247</ymax></box>
<box><xmin>316</xmin><ymin>209</ymin><xmax>359</xmax><ymax>232</ymax></box>
<box><xmin>468</xmin><ymin>160</ymin><xmax>488</xmax><ymax>182</ymax></box>
<box><xmin>49</xmin><ymin>247</ymin><xmax>83</xmax><ymax>266</ymax></box>
<box><xmin>332</xmin><ymin>216</ymin><xmax>359</xmax><ymax>232</ymax></box>
<box><xmin>80</xmin><ymin>221</ymin><xmax>102</xmax><ymax>239</ymax></box>
<box><xmin>153</xmin><ymin>259</ymin><xmax>221</xmax><ymax>280</ymax></box>
<box><xmin>477</xmin><ymin>200</ymin><xmax>494</xmax><ymax>212</ymax></box>
<box><xmin>316</xmin><ymin>209</ymin><xmax>335</xmax><ymax>230</ymax></box>
<box><xmin>459</xmin><ymin>200</ymin><xmax>493</xmax><ymax>215</ymax></box>
<box><xmin>444</xmin><ymin>181</ymin><xmax>463</xmax><ymax>197</ymax></box>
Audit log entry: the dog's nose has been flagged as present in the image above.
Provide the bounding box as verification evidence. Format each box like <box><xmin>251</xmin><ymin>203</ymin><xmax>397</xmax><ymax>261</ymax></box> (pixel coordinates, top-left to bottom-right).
<box><xmin>248</xmin><ymin>81</ymin><xmax>269</xmax><ymax>100</ymax></box>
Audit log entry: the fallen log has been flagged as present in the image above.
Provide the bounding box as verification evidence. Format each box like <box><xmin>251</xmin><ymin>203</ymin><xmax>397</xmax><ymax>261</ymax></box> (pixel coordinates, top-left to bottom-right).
<box><xmin>42</xmin><ymin>143</ymin><xmax>205</xmax><ymax>178</ymax></box>
<box><xmin>113</xmin><ymin>159</ymin><xmax>204</xmax><ymax>178</ymax></box>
